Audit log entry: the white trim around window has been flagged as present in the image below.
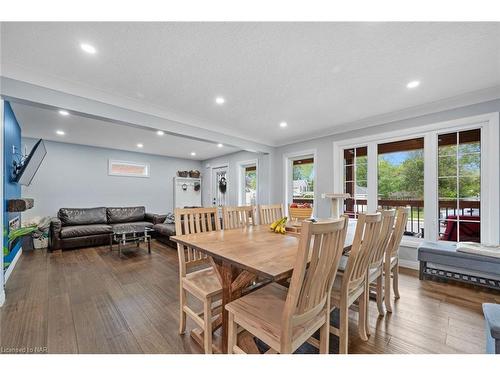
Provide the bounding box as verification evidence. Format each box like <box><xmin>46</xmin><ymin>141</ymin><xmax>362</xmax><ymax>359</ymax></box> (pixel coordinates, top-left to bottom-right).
<box><xmin>283</xmin><ymin>149</ymin><xmax>318</xmax><ymax>216</ymax></box>
<box><xmin>237</xmin><ymin>159</ymin><xmax>259</xmax><ymax>206</ymax></box>
<box><xmin>108</xmin><ymin>159</ymin><xmax>150</xmax><ymax>178</ymax></box>
<box><xmin>333</xmin><ymin>112</ymin><xmax>500</xmax><ymax>246</ymax></box>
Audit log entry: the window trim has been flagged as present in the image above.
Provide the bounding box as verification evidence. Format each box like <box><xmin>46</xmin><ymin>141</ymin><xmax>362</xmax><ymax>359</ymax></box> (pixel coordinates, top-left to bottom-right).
<box><xmin>237</xmin><ymin>159</ymin><xmax>259</xmax><ymax>206</ymax></box>
<box><xmin>108</xmin><ymin>159</ymin><xmax>150</xmax><ymax>178</ymax></box>
<box><xmin>283</xmin><ymin>149</ymin><xmax>317</xmax><ymax>216</ymax></box>
<box><xmin>333</xmin><ymin>112</ymin><xmax>499</xmax><ymax>245</ymax></box>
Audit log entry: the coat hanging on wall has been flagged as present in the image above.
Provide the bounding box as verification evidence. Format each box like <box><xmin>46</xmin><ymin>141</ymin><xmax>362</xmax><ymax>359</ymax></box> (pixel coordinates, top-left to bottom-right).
<box><xmin>219</xmin><ymin>176</ymin><xmax>227</xmax><ymax>194</ymax></box>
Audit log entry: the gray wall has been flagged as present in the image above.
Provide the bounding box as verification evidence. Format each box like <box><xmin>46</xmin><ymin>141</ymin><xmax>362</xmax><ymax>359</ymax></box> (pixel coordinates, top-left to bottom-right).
<box><xmin>201</xmin><ymin>151</ymin><xmax>272</xmax><ymax>207</ymax></box>
<box><xmin>21</xmin><ymin>138</ymin><xmax>202</xmax><ymax>223</ymax></box>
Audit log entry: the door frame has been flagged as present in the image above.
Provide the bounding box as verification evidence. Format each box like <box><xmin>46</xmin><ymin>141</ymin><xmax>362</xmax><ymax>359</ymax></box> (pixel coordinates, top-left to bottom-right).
<box><xmin>210</xmin><ymin>163</ymin><xmax>229</xmax><ymax>207</ymax></box>
<box><xmin>237</xmin><ymin>158</ymin><xmax>259</xmax><ymax>206</ymax></box>
<box><xmin>283</xmin><ymin>149</ymin><xmax>317</xmax><ymax>216</ymax></box>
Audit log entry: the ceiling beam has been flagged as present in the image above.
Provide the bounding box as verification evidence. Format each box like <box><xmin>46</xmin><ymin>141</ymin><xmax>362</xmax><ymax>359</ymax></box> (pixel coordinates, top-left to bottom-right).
<box><xmin>0</xmin><ymin>77</ymin><xmax>273</xmax><ymax>154</ymax></box>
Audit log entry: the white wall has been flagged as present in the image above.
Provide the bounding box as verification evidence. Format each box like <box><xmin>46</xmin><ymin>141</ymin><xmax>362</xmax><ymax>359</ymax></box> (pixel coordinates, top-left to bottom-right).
<box><xmin>201</xmin><ymin>151</ymin><xmax>272</xmax><ymax>207</ymax></box>
<box><xmin>21</xmin><ymin>138</ymin><xmax>202</xmax><ymax>222</ymax></box>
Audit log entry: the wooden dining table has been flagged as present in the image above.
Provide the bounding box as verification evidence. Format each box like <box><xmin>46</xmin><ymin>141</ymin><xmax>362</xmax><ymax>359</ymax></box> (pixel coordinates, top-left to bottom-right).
<box><xmin>171</xmin><ymin>221</ymin><xmax>356</xmax><ymax>353</ymax></box>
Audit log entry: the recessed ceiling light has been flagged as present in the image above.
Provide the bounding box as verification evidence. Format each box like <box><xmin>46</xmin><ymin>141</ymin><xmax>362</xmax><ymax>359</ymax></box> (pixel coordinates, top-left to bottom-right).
<box><xmin>217</xmin><ymin>143</ymin><xmax>223</xmax><ymax>148</ymax></box>
<box><xmin>156</xmin><ymin>130</ymin><xmax>165</xmax><ymax>136</ymax></box>
<box><xmin>137</xmin><ymin>143</ymin><xmax>144</xmax><ymax>148</ymax></box>
<box><xmin>190</xmin><ymin>152</ymin><xmax>196</xmax><ymax>156</ymax></box>
<box><xmin>215</xmin><ymin>97</ymin><xmax>225</xmax><ymax>105</ymax></box>
<box><xmin>80</xmin><ymin>43</ymin><xmax>97</xmax><ymax>55</ymax></box>
<box><xmin>280</xmin><ymin>122</ymin><xmax>288</xmax><ymax>128</ymax></box>
<box><xmin>406</xmin><ymin>80</ymin><xmax>420</xmax><ymax>89</ymax></box>
<box><xmin>58</xmin><ymin>110</ymin><xmax>69</xmax><ymax>116</ymax></box>
<box><xmin>56</xmin><ymin>130</ymin><xmax>65</xmax><ymax>136</ymax></box>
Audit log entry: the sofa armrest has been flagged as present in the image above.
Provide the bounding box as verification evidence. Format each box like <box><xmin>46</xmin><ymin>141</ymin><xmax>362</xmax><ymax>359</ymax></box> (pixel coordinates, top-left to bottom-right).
<box><xmin>484</xmin><ymin>303</ymin><xmax>500</xmax><ymax>339</ymax></box>
<box><xmin>49</xmin><ymin>218</ymin><xmax>62</xmax><ymax>250</ymax></box>
<box><xmin>145</xmin><ymin>213</ymin><xmax>167</xmax><ymax>225</ymax></box>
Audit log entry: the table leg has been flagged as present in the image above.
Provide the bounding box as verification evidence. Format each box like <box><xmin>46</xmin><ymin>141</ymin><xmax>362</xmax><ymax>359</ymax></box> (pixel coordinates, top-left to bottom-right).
<box><xmin>220</xmin><ymin>261</ymin><xmax>233</xmax><ymax>353</ymax></box>
<box><xmin>109</xmin><ymin>234</ymin><xmax>113</xmax><ymax>251</ymax></box>
<box><xmin>147</xmin><ymin>236</ymin><xmax>151</xmax><ymax>254</ymax></box>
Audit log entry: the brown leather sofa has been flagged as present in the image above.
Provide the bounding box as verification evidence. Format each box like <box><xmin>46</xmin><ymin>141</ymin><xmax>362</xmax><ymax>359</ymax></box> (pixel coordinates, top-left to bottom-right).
<box><xmin>152</xmin><ymin>221</ymin><xmax>177</xmax><ymax>248</ymax></box>
<box><xmin>49</xmin><ymin>206</ymin><xmax>167</xmax><ymax>251</ymax></box>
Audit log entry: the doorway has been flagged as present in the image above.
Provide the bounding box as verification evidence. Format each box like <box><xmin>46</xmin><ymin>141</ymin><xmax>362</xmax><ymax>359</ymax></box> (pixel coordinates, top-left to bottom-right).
<box><xmin>211</xmin><ymin>165</ymin><xmax>228</xmax><ymax>207</ymax></box>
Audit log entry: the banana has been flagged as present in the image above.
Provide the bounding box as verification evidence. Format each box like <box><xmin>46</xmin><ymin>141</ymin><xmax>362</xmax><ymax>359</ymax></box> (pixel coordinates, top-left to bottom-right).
<box><xmin>270</xmin><ymin>217</ymin><xmax>288</xmax><ymax>231</ymax></box>
<box><xmin>270</xmin><ymin>218</ymin><xmax>282</xmax><ymax>230</ymax></box>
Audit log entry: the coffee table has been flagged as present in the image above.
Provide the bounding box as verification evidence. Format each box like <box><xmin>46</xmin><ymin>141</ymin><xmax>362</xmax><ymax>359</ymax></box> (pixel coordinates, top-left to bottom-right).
<box><xmin>109</xmin><ymin>226</ymin><xmax>154</xmax><ymax>257</ymax></box>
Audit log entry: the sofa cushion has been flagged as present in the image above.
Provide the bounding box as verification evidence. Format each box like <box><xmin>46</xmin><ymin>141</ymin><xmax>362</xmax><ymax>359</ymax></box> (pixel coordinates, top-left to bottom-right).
<box><xmin>111</xmin><ymin>221</ymin><xmax>153</xmax><ymax>233</ymax></box>
<box><xmin>153</xmin><ymin>223</ymin><xmax>176</xmax><ymax>237</ymax></box>
<box><xmin>60</xmin><ymin>224</ymin><xmax>112</xmax><ymax>239</ymax></box>
<box><xmin>483</xmin><ymin>303</ymin><xmax>500</xmax><ymax>339</ymax></box>
<box><xmin>58</xmin><ymin>207</ymin><xmax>107</xmax><ymax>226</ymax></box>
<box><xmin>107</xmin><ymin>206</ymin><xmax>145</xmax><ymax>224</ymax></box>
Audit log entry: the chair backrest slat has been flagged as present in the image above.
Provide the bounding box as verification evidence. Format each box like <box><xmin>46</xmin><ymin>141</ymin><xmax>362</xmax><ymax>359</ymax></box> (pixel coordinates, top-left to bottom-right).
<box><xmin>282</xmin><ymin>216</ymin><xmax>349</xmax><ymax>331</ymax></box>
<box><xmin>258</xmin><ymin>204</ymin><xmax>284</xmax><ymax>225</ymax></box>
<box><xmin>175</xmin><ymin>207</ymin><xmax>221</xmax><ymax>276</ymax></box>
<box><xmin>369</xmin><ymin>209</ymin><xmax>396</xmax><ymax>269</ymax></box>
<box><xmin>344</xmin><ymin>213</ymin><xmax>382</xmax><ymax>290</ymax></box>
<box><xmin>386</xmin><ymin>207</ymin><xmax>410</xmax><ymax>259</ymax></box>
<box><xmin>222</xmin><ymin>206</ymin><xmax>256</xmax><ymax>229</ymax></box>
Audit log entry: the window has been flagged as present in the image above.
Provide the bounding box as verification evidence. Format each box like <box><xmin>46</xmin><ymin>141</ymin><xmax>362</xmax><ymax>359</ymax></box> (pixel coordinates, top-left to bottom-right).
<box><xmin>292</xmin><ymin>157</ymin><xmax>314</xmax><ymax>205</ymax></box>
<box><xmin>108</xmin><ymin>160</ymin><xmax>149</xmax><ymax>177</ymax></box>
<box><xmin>238</xmin><ymin>161</ymin><xmax>258</xmax><ymax>206</ymax></box>
<box><xmin>244</xmin><ymin>165</ymin><xmax>257</xmax><ymax>205</ymax></box>
<box><xmin>438</xmin><ymin>129</ymin><xmax>481</xmax><ymax>243</ymax></box>
<box><xmin>378</xmin><ymin>138</ymin><xmax>424</xmax><ymax>238</ymax></box>
<box><xmin>343</xmin><ymin>147</ymin><xmax>367</xmax><ymax>218</ymax></box>
<box><xmin>333</xmin><ymin>112</ymin><xmax>499</xmax><ymax>246</ymax></box>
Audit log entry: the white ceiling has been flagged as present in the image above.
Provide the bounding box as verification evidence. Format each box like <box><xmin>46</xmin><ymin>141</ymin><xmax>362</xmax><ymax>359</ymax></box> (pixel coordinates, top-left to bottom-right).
<box><xmin>1</xmin><ymin>22</ymin><xmax>500</xmax><ymax>146</ymax></box>
<box><xmin>11</xmin><ymin>101</ymin><xmax>240</xmax><ymax>160</ymax></box>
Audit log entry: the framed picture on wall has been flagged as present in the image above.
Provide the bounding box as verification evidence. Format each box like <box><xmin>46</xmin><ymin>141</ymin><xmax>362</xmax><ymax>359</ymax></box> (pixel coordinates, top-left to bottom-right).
<box><xmin>108</xmin><ymin>160</ymin><xmax>150</xmax><ymax>178</ymax></box>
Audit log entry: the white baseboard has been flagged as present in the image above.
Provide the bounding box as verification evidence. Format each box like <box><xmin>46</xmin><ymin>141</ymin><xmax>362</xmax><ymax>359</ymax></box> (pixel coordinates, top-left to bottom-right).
<box><xmin>4</xmin><ymin>247</ymin><xmax>22</xmax><ymax>283</ymax></box>
<box><xmin>399</xmin><ymin>259</ymin><xmax>419</xmax><ymax>271</ymax></box>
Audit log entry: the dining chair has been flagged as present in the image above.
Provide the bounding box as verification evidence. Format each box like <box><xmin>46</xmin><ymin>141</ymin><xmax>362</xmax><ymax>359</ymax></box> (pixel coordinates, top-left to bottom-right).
<box><xmin>258</xmin><ymin>204</ymin><xmax>284</xmax><ymax>225</ymax></box>
<box><xmin>225</xmin><ymin>216</ymin><xmax>349</xmax><ymax>354</ymax></box>
<box><xmin>222</xmin><ymin>205</ymin><xmax>257</xmax><ymax>229</ymax></box>
<box><xmin>384</xmin><ymin>207</ymin><xmax>410</xmax><ymax>313</ymax></box>
<box><xmin>175</xmin><ymin>207</ymin><xmax>222</xmax><ymax>354</ymax></box>
<box><xmin>363</xmin><ymin>209</ymin><xmax>396</xmax><ymax>333</ymax></box>
<box><xmin>330</xmin><ymin>212</ymin><xmax>382</xmax><ymax>354</ymax></box>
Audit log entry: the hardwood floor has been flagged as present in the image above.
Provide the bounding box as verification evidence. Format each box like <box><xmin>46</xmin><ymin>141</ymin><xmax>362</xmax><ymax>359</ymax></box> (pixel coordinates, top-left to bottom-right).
<box><xmin>1</xmin><ymin>240</ymin><xmax>499</xmax><ymax>354</ymax></box>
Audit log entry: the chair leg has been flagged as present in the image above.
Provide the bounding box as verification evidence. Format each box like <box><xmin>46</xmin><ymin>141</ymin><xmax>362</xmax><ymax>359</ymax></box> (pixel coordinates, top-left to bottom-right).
<box><xmin>364</xmin><ymin>277</ymin><xmax>371</xmax><ymax>338</ymax></box>
<box><xmin>339</xmin><ymin>301</ymin><xmax>349</xmax><ymax>354</ymax></box>
<box><xmin>203</xmin><ymin>297</ymin><xmax>213</xmax><ymax>354</ymax></box>
<box><xmin>179</xmin><ymin>286</ymin><xmax>187</xmax><ymax>334</ymax></box>
<box><xmin>227</xmin><ymin>311</ymin><xmax>237</xmax><ymax>354</ymax></box>
<box><xmin>358</xmin><ymin>289</ymin><xmax>369</xmax><ymax>342</ymax></box>
<box><xmin>393</xmin><ymin>262</ymin><xmax>400</xmax><ymax>299</ymax></box>
<box><xmin>384</xmin><ymin>268</ymin><xmax>392</xmax><ymax>313</ymax></box>
<box><xmin>319</xmin><ymin>314</ymin><xmax>330</xmax><ymax>354</ymax></box>
<box><xmin>376</xmin><ymin>275</ymin><xmax>385</xmax><ymax>317</ymax></box>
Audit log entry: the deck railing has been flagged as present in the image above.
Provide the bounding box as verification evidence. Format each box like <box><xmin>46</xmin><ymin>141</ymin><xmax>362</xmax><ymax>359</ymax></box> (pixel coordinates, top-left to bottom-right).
<box><xmin>344</xmin><ymin>198</ymin><xmax>480</xmax><ymax>237</ymax></box>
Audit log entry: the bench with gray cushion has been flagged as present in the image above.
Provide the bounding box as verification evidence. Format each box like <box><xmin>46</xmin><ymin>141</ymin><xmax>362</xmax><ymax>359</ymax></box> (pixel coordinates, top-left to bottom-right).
<box><xmin>417</xmin><ymin>241</ymin><xmax>500</xmax><ymax>290</ymax></box>
<box><xmin>483</xmin><ymin>303</ymin><xmax>500</xmax><ymax>354</ymax></box>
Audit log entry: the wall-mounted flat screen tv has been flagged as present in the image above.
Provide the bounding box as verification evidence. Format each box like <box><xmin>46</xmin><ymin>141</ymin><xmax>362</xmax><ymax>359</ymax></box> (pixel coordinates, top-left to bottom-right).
<box><xmin>13</xmin><ymin>139</ymin><xmax>47</xmax><ymax>186</ymax></box>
